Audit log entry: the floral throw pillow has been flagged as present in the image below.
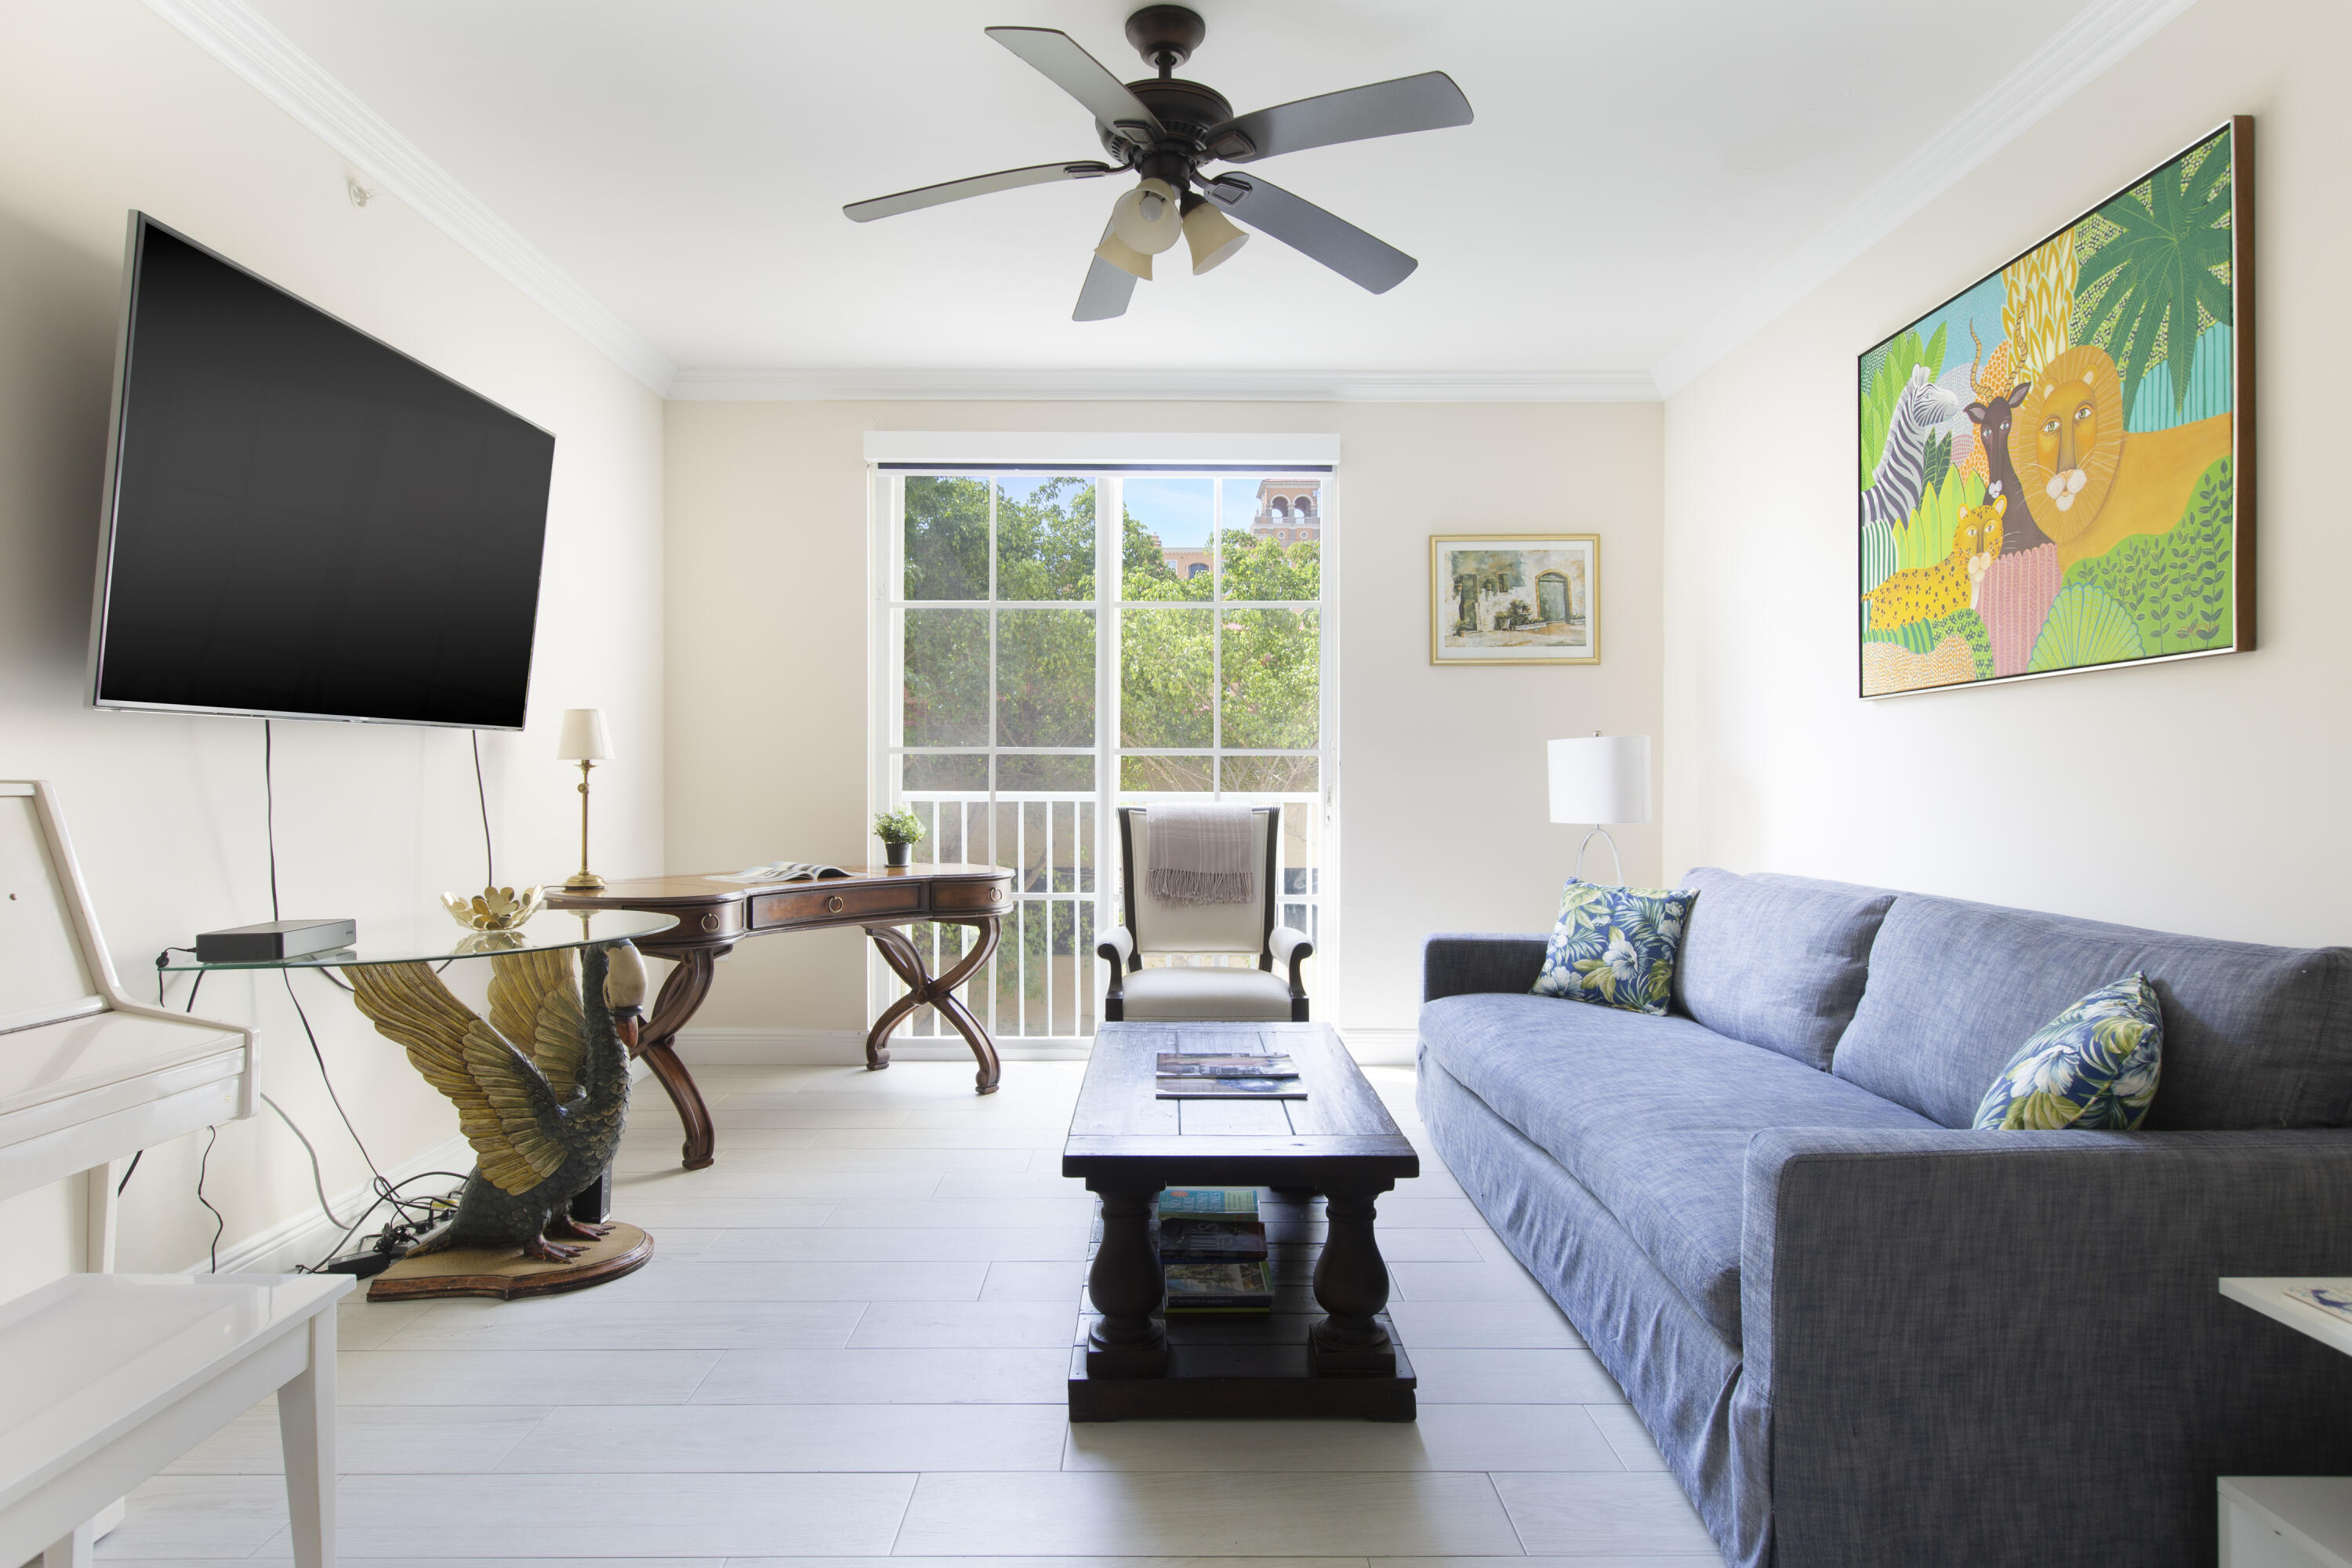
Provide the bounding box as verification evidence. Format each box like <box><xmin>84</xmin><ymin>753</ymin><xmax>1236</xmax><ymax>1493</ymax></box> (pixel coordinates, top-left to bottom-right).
<box><xmin>1972</xmin><ymin>973</ymin><xmax>2163</xmax><ymax>1131</ymax></box>
<box><xmin>1530</xmin><ymin>880</ymin><xmax>1694</xmax><ymax>1015</ymax></box>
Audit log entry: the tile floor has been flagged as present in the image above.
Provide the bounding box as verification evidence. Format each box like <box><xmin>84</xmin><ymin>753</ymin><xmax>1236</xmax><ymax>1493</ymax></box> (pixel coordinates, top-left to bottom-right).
<box><xmin>105</xmin><ymin>1062</ymin><xmax>1721</xmax><ymax>1566</ymax></box>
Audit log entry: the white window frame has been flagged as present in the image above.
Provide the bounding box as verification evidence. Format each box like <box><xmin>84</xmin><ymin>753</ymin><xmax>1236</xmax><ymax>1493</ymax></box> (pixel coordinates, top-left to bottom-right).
<box><xmin>865</xmin><ymin>434</ymin><xmax>1341</xmax><ymax>1049</ymax></box>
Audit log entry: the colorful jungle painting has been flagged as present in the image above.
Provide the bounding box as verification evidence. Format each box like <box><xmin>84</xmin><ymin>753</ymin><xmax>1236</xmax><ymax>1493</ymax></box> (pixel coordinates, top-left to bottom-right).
<box><xmin>1857</xmin><ymin>118</ymin><xmax>2249</xmax><ymax>698</ymax></box>
<box><xmin>1431</xmin><ymin>535</ymin><xmax>1599</xmax><ymax>665</ymax></box>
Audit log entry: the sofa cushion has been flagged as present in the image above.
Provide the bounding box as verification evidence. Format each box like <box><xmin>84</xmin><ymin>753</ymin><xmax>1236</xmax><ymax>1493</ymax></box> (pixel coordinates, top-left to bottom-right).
<box><xmin>1419</xmin><ymin>992</ymin><xmax>1939</xmax><ymax>1342</ymax></box>
<box><xmin>1672</xmin><ymin>867</ymin><xmax>1896</xmax><ymax>1071</ymax></box>
<box><xmin>1835</xmin><ymin>892</ymin><xmax>2352</xmax><ymax>1131</ymax></box>
<box><xmin>1973</xmin><ymin>973</ymin><xmax>2164</xmax><ymax>1131</ymax></box>
<box><xmin>1531</xmin><ymin>880</ymin><xmax>1693</xmax><ymax>1015</ymax></box>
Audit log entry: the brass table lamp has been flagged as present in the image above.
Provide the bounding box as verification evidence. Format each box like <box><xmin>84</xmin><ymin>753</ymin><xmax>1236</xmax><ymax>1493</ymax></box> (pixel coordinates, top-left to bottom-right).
<box><xmin>557</xmin><ymin>708</ymin><xmax>613</xmax><ymax>891</ymax></box>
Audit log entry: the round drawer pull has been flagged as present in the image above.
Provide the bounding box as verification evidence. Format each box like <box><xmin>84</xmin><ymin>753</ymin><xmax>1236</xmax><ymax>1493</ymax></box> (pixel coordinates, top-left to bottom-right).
<box><xmin>989</xmin><ymin>886</ymin><xmax>1005</xmax><ymax>905</ymax></box>
<box><xmin>826</xmin><ymin>895</ymin><xmax>846</xmax><ymax>914</ymax></box>
<box><xmin>699</xmin><ymin>912</ymin><xmax>721</xmax><ymax>933</ymax></box>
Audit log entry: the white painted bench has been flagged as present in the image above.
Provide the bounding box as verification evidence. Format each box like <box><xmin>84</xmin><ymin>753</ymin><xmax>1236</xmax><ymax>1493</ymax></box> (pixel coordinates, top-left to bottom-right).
<box><xmin>0</xmin><ymin>1272</ymin><xmax>347</xmax><ymax>1568</ymax></box>
<box><xmin>0</xmin><ymin>781</ymin><xmax>346</xmax><ymax>1567</ymax></box>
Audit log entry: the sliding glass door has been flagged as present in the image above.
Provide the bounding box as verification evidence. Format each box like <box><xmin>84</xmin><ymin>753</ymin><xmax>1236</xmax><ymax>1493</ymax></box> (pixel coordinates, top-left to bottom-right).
<box><xmin>871</xmin><ymin>466</ymin><xmax>1334</xmax><ymax>1047</ymax></box>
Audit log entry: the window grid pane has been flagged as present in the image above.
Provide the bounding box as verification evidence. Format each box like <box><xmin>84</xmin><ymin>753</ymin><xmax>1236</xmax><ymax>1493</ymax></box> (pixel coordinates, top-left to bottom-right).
<box><xmin>887</xmin><ymin>469</ymin><xmax>1329</xmax><ymax>1040</ymax></box>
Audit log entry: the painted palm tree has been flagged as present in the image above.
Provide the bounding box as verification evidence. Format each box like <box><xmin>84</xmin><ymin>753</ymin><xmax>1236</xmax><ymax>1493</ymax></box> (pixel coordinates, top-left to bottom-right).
<box><xmin>348</xmin><ymin>941</ymin><xmax>646</xmax><ymax>1261</ymax></box>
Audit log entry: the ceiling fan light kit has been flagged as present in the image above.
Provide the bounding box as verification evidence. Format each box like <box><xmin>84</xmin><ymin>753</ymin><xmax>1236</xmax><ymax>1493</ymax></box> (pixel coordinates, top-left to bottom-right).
<box><xmin>1110</xmin><ymin>176</ymin><xmax>1183</xmax><ymax>253</ymax></box>
<box><xmin>1094</xmin><ymin>226</ymin><xmax>1154</xmax><ymax>281</ymax></box>
<box><xmin>1179</xmin><ymin>193</ymin><xmax>1248</xmax><ymax>274</ymax></box>
<box><xmin>841</xmin><ymin>5</ymin><xmax>1473</xmax><ymax>321</ymax></box>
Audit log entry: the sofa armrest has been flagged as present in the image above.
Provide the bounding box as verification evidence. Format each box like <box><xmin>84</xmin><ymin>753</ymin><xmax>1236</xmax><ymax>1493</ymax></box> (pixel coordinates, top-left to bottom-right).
<box><xmin>1743</xmin><ymin>1127</ymin><xmax>2352</xmax><ymax>1561</ymax></box>
<box><xmin>1269</xmin><ymin>925</ymin><xmax>1313</xmax><ymax>996</ymax></box>
<box><xmin>1421</xmin><ymin>933</ymin><xmax>1548</xmax><ymax>1002</ymax></box>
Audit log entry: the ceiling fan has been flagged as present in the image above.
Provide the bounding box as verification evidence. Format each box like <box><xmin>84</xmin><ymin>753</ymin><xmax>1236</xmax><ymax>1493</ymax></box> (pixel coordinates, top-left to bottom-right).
<box><xmin>842</xmin><ymin>5</ymin><xmax>1473</xmax><ymax>321</ymax></box>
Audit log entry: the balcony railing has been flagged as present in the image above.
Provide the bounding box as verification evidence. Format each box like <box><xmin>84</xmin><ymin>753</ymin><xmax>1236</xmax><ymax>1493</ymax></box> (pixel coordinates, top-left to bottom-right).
<box><xmin>889</xmin><ymin>789</ymin><xmax>1323</xmax><ymax>1042</ymax></box>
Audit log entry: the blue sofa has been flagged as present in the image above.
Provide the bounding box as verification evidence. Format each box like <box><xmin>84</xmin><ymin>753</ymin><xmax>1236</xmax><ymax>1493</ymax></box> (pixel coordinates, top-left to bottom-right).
<box><xmin>1417</xmin><ymin>867</ymin><xmax>2352</xmax><ymax>1568</ymax></box>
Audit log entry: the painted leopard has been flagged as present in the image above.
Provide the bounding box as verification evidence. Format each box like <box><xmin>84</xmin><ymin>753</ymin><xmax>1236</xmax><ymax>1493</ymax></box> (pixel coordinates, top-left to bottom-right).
<box><xmin>1865</xmin><ymin>495</ymin><xmax>2005</xmax><ymax>631</ymax></box>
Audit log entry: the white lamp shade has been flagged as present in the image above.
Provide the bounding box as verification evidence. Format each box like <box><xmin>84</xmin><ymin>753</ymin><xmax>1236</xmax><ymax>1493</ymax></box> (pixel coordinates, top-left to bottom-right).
<box><xmin>1181</xmin><ymin>199</ymin><xmax>1249</xmax><ymax>274</ymax></box>
<box><xmin>1094</xmin><ymin>227</ymin><xmax>1153</xmax><ymax>281</ymax></box>
<box><xmin>1548</xmin><ymin>735</ymin><xmax>1650</xmax><ymax>825</ymax></box>
<box><xmin>556</xmin><ymin>708</ymin><xmax>613</xmax><ymax>761</ymax></box>
<box><xmin>1110</xmin><ymin>179</ymin><xmax>1183</xmax><ymax>254</ymax></box>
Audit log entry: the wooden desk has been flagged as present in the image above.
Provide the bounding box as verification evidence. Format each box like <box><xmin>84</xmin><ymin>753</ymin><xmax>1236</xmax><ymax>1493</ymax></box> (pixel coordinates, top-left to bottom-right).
<box><xmin>548</xmin><ymin>864</ymin><xmax>1015</xmax><ymax>1170</ymax></box>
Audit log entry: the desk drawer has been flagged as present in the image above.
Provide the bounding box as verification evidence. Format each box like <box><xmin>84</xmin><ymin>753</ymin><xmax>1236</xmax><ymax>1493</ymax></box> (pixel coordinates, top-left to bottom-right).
<box><xmin>753</xmin><ymin>883</ymin><xmax>925</xmax><ymax>928</ymax></box>
<box><xmin>931</xmin><ymin>879</ymin><xmax>1011</xmax><ymax>914</ymax></box>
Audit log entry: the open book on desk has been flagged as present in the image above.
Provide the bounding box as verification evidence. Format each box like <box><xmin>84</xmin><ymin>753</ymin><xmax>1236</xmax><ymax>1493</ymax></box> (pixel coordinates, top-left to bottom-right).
<box><xmin>706</xmin><ymin>861</ymin><xmax>851</xmax><ymax>884</ymax></box>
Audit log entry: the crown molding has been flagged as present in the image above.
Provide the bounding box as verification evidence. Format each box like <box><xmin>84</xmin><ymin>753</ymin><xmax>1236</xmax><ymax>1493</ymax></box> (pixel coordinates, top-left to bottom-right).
<box><xmin>1646</xmin><ymin>0</ymin><xmax>2201</xmax><ymax>397</ymax></box>
<box><xmin>140</xmin><ymin>0</ymin><xmax>677</xmax><ymax>394</ymax></box>
<box><xmin>666</xmin><ymin>366</ymin><xmax>1661</xmax><ymax>403</ymax></box>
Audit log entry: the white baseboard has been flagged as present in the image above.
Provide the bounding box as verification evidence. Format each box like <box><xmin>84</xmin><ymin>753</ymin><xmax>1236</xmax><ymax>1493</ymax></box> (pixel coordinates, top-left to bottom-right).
<box><xmin>676</xmin><ymin>1025</ymin><xmax>1421</xmax><ymax>1067</ymax></box>
<box><xmin>194</xmin><ymin>1058</ymin><xmax>653</xmax><ymax>1276</ymax></box>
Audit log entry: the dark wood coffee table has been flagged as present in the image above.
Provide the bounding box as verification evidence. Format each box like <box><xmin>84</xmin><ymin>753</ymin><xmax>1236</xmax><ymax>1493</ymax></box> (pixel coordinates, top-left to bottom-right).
<box><xmin>1063</xmin><ymin>1019</ymin><xmax>1420</xmax><ymax>1421</ymax></box>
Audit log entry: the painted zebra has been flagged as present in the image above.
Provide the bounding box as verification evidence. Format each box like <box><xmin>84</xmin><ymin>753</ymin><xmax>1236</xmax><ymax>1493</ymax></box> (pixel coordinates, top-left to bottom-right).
<box><xmin>1860</xmin><ymin>366</ymin><xmax>1960</xmax><ymax>531</ymax></box>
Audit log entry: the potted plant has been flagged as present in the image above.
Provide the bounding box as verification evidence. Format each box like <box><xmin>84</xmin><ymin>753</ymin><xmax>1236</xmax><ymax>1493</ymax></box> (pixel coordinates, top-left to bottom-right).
<box><xmin>873</xmin><ymin>807</ymin><xmax>925</xmax><ymax>868</ymax></box>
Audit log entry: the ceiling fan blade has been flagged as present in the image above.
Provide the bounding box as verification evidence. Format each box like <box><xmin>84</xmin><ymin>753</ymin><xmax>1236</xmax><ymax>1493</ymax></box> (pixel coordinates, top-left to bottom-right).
<box><xmin>1073</xmin><ymin>223</ymin><xmax>1138</xmax><ymax>321</ymax></box>
<box><xmin>1195</xmin><ymin>172</ymin><xmax>1417</xmax><ymax>294</ymax></box>
<box><xmin>985</xmin><ymin>27</ymin><xmax>1164</xmax><ymax>147</ymax></box>
<box><xmin>1204</xmin><ymin>71</ymin><xmax>1473</xmax><ymax>163</ymax></box>
<box><xmin>844</xmin><ymin>160</ymin><xmax>1116</xmax><ymax>222</ymax></box>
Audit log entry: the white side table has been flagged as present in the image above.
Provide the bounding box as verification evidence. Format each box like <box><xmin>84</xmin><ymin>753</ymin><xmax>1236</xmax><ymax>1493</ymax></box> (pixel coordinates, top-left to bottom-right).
<box><xmin>0</xmin><ymin>1272</ymin><xmax>350</xmax><ymax>1568</ymax></box>
<box><xmin>2220</xmin><ymin>1278</ymin><xmax>2352</xmax><ymax>1568</ymax></box>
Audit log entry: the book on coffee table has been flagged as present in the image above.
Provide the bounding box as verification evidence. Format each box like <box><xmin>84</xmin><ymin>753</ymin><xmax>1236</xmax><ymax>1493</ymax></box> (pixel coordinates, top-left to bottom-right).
<box><xmin>1159</xmin><ymin>1187</ymin><xmax>1259</xmax><ymax>1216</ymax></box>
<box><xmin>1156</xmin><ymin>1053</ymin><xmax>1301</xmax><ymax>1080</ymax></box>
<box><xmin>1155</xmin><ymin>1076</ymin><xmax>1306</xmax><ymax>1099</ymax></box>
<box><xmin>1163</xmin><ymin>1260</ymin><xmax>1276</xmax><ymax>1313</ymax></box>
<box><xmin>1158</xmin><ymin>1215</ymin><xmax>1269</xmax><ymax>1261</ymax></box>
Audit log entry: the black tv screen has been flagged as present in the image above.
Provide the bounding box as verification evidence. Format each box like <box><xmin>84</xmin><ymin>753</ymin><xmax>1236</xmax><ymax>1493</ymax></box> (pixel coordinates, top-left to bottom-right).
<box><xmin>88</xmin><ymin>214</ymin><xmax>555</xmax><ymax>729</ymax></box>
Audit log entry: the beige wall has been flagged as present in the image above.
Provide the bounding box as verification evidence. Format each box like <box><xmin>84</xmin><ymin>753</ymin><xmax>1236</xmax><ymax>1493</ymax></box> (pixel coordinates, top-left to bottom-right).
<box><xmin>0</xmin><ymin>2</ymin><xmax>666</xmax><ymax>1294</ymax></box>
<box><xmin>665</xmin><ymin>399</ymin><xmax>1662</xmax><ymax>1040</ymax></box>
<box><xmin>1662</xmin><ymin>0</ymin><xmax>2343</xmax><ymax>945</ymax></box>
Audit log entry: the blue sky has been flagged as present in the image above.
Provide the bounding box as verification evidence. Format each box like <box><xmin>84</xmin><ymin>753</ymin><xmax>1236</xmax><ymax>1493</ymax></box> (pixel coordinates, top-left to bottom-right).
<box><xmin>1123</xmin><ymin>476</ymin><xmax>1213</xmax><ymax>546</ymax></box>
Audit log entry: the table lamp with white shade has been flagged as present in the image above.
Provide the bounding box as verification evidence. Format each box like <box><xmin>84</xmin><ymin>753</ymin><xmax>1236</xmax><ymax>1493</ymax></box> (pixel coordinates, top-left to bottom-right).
<box><xmin>1548</xmin><ymin>733</ymin><xmax>1652</xmax><ymax>885</ymax></box>
<box><xmin>557</xmin><ymin>708</ymin><xmax>613</xmax><ymax>891</ymax></box>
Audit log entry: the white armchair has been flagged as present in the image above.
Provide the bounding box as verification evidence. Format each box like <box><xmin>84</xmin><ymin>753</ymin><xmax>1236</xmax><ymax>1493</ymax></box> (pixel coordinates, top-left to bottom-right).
<box><xmin>1097</xmin><ymin>804</ymin><xmax>1313</xmax><ymax>1022</ymax></box>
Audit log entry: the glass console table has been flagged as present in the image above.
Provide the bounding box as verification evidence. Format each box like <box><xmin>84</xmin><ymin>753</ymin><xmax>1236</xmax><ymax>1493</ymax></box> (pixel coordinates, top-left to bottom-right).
<box><xmin>163</xmin><ymin>909</ymin><xmax>680</xmax><ymax>1301</ymax></box>
<box><xmin>155</xmin><ymin>909</ymin><xmax>679</xmax><ymax>972</ymax></box>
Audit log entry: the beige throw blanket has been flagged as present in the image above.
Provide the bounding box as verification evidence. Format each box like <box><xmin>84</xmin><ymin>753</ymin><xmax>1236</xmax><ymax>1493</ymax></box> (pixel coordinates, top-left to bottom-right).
<box><xmin>1146</xmin><ymin>803</ymin><xmax>1254</xmax><ymax>906</ymax></box>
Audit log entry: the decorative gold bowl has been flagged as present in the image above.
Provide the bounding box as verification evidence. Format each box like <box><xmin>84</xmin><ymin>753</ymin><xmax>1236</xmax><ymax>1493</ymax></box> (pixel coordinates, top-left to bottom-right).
<box><xmin>441</xmin><ymin>885</ymin><xmax>546</xmax><ymax>931</ymax></box>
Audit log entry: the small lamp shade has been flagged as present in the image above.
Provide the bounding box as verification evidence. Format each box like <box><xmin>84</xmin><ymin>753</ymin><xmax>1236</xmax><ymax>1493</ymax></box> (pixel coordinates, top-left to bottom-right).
<box><xmin>1094</xmin><ymin>226</ymin><xmax>1153</xmax><ymax>281</ymax></box>
<box><xmin>1548</xmin><ymin>735</ymin><xmax>1651</xmax><ymax>826</ymax></box>
<box><xmin>1110</xmin><ymin>178</ymin><xmax>1183</xmax><ymax>254</ymax></box>
<box><xmin>1181</xmin><ymin>196</ymin><xmax>1249</xmax><ymax>274</ymax></box>
<box><xmin>556</xmin><ymin>708</ymin><xmax>613</xmax><ymax>762</ymax></box>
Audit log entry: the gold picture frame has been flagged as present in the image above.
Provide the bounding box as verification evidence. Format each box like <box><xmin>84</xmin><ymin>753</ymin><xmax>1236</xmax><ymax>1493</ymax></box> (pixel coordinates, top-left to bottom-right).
<box><xmin>1430</xmin><ymin>534</ymin><xmax>1600</xmax><ymax>666</ymax></box>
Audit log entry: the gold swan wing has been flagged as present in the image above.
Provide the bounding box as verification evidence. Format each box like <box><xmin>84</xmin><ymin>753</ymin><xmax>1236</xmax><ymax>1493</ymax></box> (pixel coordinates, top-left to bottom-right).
<box><xmin>347</xmin><ymin>962</ymin><xmax>568</xmax><ymax>1195</ymax></box>
<box><xmin>485</xmin><ymin>948</ymin><xmax>588</xmax><ymax>1103</ymax></box>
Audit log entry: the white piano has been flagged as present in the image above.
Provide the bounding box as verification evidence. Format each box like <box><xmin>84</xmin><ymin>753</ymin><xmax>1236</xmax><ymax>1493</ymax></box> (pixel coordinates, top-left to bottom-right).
<box><xmin>0</xmin><ymin>779</ymin><xmax>252</xmax><ymax>1247</ymax></box>
<box><xmin>0</xmin><ymin>782</ymin><xmax>347</xmax><ymax>1568</ymax></box>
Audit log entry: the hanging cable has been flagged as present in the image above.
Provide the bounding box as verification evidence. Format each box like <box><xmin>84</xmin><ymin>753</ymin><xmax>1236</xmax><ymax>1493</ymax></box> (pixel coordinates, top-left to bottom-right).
<box><xmin>471</xmin><ymin>729</ymin><xmax>495</xmax><ymax>887</ymax></box>
<box><xmin>261</xmin><ymin>1091</ymin><xmax>352</xmax><ymax>1231</ymax></box>
<box><xmin>195</xmin><ymin>1125</ymin><xmax>224</xmax><ymax>1272</ymax></box>
<box><xmin>264</xmin><ymin>719</ymin><xmax>281</xmax><ymax>920</ymax></box>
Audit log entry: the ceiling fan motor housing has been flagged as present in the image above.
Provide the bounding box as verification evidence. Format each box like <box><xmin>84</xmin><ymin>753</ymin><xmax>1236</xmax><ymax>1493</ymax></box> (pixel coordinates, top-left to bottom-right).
<box><xmin>1097</xmin><ymin>78</ymin><xmax>1235</xmax><ymax>172</ymax></box>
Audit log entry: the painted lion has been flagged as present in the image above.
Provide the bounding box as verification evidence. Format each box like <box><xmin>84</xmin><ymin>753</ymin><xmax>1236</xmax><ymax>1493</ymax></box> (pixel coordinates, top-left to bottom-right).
<box><xmin>2009</xmin><ymin>344</ymin><xmax>2124</xmax><ymax>548</ymax></box>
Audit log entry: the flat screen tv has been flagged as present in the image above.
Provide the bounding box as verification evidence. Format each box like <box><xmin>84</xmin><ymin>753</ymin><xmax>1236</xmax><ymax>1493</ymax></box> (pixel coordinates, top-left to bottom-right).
<box><xmin>87</xmin><ymin>212</ymin><xmax>556</xmax><ymax>730</ymax></box>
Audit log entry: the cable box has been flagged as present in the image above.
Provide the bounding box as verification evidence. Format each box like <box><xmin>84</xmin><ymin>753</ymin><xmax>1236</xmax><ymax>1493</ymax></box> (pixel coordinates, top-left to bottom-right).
<box><xmin>194</xmin><ymin>918</ymin><xmax>357</xmax><ymax>963</ymax></box>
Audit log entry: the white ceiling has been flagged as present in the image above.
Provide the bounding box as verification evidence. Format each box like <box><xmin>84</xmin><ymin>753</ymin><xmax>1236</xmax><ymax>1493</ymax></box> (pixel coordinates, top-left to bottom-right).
<box><xmin>231</xmin><ymin>0</ymin><xmax>2129</xmax><ymax>390</ymax></box>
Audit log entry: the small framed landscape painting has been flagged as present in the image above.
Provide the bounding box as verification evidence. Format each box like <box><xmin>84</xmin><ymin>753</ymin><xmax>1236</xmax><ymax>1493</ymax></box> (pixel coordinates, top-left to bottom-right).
<box><xmin>1857</xmin><ymin>115</ymin><xmax>2252</xmax><ymax>699</ymax></box>
<box><xmin>1431</xmin><ymin>534</ymin><xmax>1599</xmax><ymax>665</ymax></box>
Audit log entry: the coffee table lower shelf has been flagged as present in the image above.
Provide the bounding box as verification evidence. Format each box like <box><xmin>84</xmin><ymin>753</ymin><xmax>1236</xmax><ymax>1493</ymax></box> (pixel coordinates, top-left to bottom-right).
<box><xmin>1069</xmin><ymin>1312</ymin><xmax>1416</xmax><ymax>1421</ymax></box>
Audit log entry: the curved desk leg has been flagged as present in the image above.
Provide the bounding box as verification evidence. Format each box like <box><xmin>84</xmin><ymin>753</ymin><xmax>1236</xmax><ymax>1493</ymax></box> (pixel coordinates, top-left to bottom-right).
<box><xmin>640</xmin><ymin>948</ymin><xmax>721</xmax><ymax>1170</ymax></box>
<box><xmin>865</xmin><ymin>917</ymin><xmax>1004</xmax><ymax>1094</ymax></box>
